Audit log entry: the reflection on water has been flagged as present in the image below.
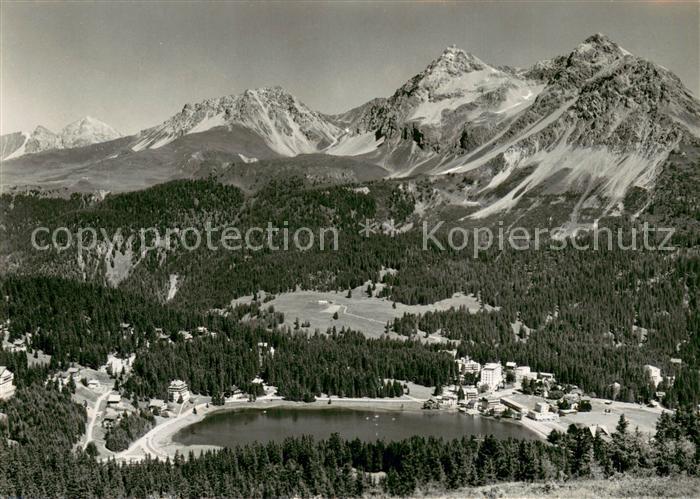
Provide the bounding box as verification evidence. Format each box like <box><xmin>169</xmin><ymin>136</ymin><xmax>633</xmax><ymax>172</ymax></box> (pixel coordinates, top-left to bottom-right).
<box><xmin>173</xmin><ymin>407</ymin><xmax>538</xmax><ymax>447</ymax></box>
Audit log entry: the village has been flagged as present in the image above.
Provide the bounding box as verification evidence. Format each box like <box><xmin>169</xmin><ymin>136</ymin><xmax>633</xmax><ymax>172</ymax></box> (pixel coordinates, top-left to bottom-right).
<box><xmin>421</xmin><ymin>351</ymin><xmax>667</xmax><ymax>440</ymax></box>
<box><xmin>1</xmin><ymin>320</ymin><xmax>667</xmax><ymax>459</ymax></box>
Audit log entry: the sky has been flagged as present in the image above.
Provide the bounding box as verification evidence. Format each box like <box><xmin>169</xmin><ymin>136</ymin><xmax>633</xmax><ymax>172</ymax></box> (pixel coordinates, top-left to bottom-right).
<box><xmin>1</xmin><ymin>1</ymin><xmax>698</xmax><ymax>136</ymax></box>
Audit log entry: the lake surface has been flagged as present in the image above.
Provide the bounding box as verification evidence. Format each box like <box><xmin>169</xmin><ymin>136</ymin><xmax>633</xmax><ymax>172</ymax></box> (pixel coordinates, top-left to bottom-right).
<box><xmin>173</xmin><ymin>407</ymin><xmax>538</xmax><ymax>447</ymax></box>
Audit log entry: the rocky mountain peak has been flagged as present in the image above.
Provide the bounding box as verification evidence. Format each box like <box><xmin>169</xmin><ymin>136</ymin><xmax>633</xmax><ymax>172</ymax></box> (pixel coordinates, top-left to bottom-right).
<box><xmin>569</xmin><ymin>33</ymin><xmax>631</xmax><ymax>67</ymax></box>
<box><xmin>132</xmin><ymin>86</ymin><xmax>342</xmax><ymax>156</ymax></box>
<box><xmin>60</xmin><ymin>116</ymin><xmax>122</xmax><ymax>149</ymax></box>
<box><xmin>426</xmin><ymin>45</ymin><xmax>488</xmax><ymax>76</ymax></box>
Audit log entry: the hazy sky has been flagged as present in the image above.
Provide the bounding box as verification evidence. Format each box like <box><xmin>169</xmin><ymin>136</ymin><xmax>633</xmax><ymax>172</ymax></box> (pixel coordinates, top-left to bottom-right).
<box><xmin>1</xmin><ymin>1</ymin><xmax>698</xmax><ymax>135</ymax></box>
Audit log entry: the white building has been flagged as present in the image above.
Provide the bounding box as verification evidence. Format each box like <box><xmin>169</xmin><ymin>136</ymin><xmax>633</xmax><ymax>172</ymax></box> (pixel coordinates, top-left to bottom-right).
<box><xmin>0</xmin><ymin>367</ymin><xmax>16</xmax><ymax>400</ymax></box>
<box><xmin>463</xmin><ymin>387</ymin><xmax>479</xmax><ymax>401</ymax></box>
<box><xmin>535</xmin><ymin>401</ymin><xmax>550</xmax><ymax>413</ymax></box>
<box><xmin>644</xmin><ymin>365</ymin><xmax>663</xmax><ymax>388</ymax></box>
<box><xmin>479</xmin><ymin>396</ymin><xmax>506</xmax><ymax>414</ymax></box>
<box><xmin>528</xmin><ymin>410</ymin><xmax>560</xmax><ymax>422</ymax></box>
<box><xmin>457</xmin><ymin>357</ymin><xmax>481</xmax><ymax>376</ymax></box>
<box><xmin>514</xmin><ymin>366</ymin><xmax>533</xmax><ymax>382</ymax></box>
<box><xmin>168</xmin><ymin>379</ymin><xmax>190</xmax><ymax>403</ymax></box>
<box><xmin>438</xmin><ymin>393</ymin><xmax>458</xmax><ymax>408</ymax></box>
<box><xmin>480</xmin><ymin>363</ymin><xmax>503</xmax><ymax>391</ymax></box>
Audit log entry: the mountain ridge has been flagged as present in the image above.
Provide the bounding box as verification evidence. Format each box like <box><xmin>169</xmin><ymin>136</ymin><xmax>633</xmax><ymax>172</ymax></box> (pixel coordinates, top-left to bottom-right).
<box><xmin>2</xmin><ymin>34</ymin><xmax>698</xmax><ymax>223</ymax></box>
<box><xmin>0</xmin><ymin>116</ymin><xmax>122</xmax><ymax>160</ymax></box>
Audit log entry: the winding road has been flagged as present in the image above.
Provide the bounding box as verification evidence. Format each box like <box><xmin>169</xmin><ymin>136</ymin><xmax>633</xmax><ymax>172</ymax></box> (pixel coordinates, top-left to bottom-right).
<box><xmin>83</xmin><ymin>390</ymin><xmax>111</xmax><ymax>450</ymax></box>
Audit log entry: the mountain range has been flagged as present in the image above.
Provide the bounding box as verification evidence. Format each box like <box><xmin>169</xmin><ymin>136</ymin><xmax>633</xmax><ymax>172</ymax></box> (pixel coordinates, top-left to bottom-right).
<box><xmin>2</xmin><ymin>33</ymin><xmax>698</xmax><ymax>222</ymax></box>
<box><xmin>0</xmin><ymin>116</ymin><xmax>122</xmax><ymax>160</ymax></box>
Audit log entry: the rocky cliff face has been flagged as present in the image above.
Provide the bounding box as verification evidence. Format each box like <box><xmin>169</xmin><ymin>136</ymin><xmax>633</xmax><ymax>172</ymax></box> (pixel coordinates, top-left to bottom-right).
<box><xmin>131</xmin><ymin>86</ymin><xmax>343</xmax><ymax>156</ymax></box>
<box><xmin>433</xmin><ymin>35</ymin><xmax>700</xmax><ymax>219</ymax></box>
<box><xmin>3</xmin><ymin>34</ymin><xmax>698</xmax><ymax>221</ymax></box>
<box><xmin>341</xmin><ymin>46</ymin><xmax>545</xmax><ymax>162</ymax></box>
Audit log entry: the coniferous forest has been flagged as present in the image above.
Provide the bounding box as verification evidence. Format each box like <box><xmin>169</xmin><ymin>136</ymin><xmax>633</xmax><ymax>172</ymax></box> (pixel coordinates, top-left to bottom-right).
<box><xmin>0</xmin><ymin>155</ymin><xmax>698</xmax><ymax>496</ymax></box>
<box><xmin>1</xmin><ymin>380</ymin><xmax>700</xmax><ymax>497</ymax></box>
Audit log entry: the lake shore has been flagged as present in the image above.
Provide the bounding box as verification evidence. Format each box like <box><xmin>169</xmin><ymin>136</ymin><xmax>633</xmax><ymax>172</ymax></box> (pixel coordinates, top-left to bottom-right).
<box><xmin>113</xmin><ymin>394</ymin><xmax>542</xmax><ymax>462</ymax></box>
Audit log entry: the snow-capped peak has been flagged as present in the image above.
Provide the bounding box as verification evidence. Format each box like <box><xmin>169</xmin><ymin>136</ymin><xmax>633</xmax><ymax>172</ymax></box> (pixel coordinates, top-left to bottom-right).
<box><xmin>60</xmin><ymin>116</ymin><xmax>122</xmax><ymax>149</ymax></box>
<box><xmin>395</xmin><ymin>45</ymin><xmax>542</xmax><ymax>126</ymax></box>
<box><xmin>425</xmin><ymin>45</ymin><xmax>490</xmax><ymax>76</ymax></box>
<box><xmin>131</xmin><ymin>86</ymin><xmax>343</xmax><ymax>156</ymax></box>
<box><xmin>1</xmin><ymin>117</ymin><xmax>122</xmax><ymax>158</ymax></box>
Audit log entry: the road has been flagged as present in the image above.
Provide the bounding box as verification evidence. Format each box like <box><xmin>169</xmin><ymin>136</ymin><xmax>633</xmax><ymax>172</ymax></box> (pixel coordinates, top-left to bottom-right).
<box><xmin>83</xmin><ymin>390</ymin><xmax>112</xmax><ymax>450</ymax></box>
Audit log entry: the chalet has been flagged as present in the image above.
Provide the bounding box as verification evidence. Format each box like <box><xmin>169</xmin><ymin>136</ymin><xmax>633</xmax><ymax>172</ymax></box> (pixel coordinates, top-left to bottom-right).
<box><xmin>227</xmin><ymin>385</ymin><xmax>243</xmax><ymax>397</ymax></box>
<box><xmin>107</xmin><ymin>393</ymin><xmax>121</xmax><ymax>405</ymax></box>
<box><xmin>168</xmin><ymin>379</ymin><xmax>190</xmax><ymax>403</ymax></box>
<box><xmin>463</xmin><ymin>387</ymin><xmax>479</xmax><ymax>401</ymax></box>
<box><xmin>196</xmin><ymin>326</ymin><xmax>209</xmax><ymax>334</ymax></box>
<box><xmin>439</xmin><ymin>393</ymin><xmax>458</xmax><ymax>408</ymax></box>
<box><xmin>148</xmin><ymin>399</ymin><xmax>168</xmax><ymax>412</ymax></box>
<box><xmin>102</xmin><ymin>412</ymin><xmax>119</xmax><ymax>429</ymax></box>
<box><xmin>505</xmin><ymin>361</ymin><xmax>517</xmax><ymax>369</ymax></box>
<box><xmin>0</xmin><ymin>367</ymin><xmax>16</xmax><ymax>400</ymax></box>
<box><xmin>88</xmin><ymin>379</ymin><xmax>100</xmax><ymax>389</ymax></box>
<box><xmin>10</xmin><ymin>338</ymin><xmax>26</xmax><ymax>353</ymax></box>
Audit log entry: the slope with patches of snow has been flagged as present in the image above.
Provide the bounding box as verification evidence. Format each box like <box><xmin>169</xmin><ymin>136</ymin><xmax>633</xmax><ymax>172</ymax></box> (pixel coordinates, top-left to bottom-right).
<box><xmin>330</xmin><ymin>46</ymin><xmax>546</xmax><ymax>173</ymax></box>
<box><xmin>132</xmin><ymin>87</ymin><xmax>343</xmax><ymax>156</ymax></box>
<box><xmin>324</xmin><ymin>132</ymin><xmax>385</xmax><ymax>156</ymax></box>
<box><xmin>471</xmin><ymin>139</ymin><xmax>668</xmax><ymax>219</ymax></box>
<box><xmin>2</xmin><ymin>118</ymin><xmax>121</xmax><ymax>159</ymax></box>
<box><xmin>434</xmin><ymin>34</ymin><xmax>700</xmax><ymax>221</ymax></box>
<box><xmin>59</xmin><ymin>116</ymin><xmax>122</xmax><ymax>149</ymax></box>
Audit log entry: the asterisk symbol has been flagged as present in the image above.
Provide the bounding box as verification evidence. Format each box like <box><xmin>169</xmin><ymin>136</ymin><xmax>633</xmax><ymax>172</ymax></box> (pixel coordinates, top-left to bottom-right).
<box><xmin>359</xmin><ymin>219</ymin><xmax>378</xmax><ymax>237</ymax></box>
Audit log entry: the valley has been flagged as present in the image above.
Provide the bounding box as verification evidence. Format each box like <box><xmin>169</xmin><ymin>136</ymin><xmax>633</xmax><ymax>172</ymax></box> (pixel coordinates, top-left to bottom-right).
<box><xmin>1</xmin><ymin>10</ymin><xmax>699</xmax><ymax>497</ymax></box>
